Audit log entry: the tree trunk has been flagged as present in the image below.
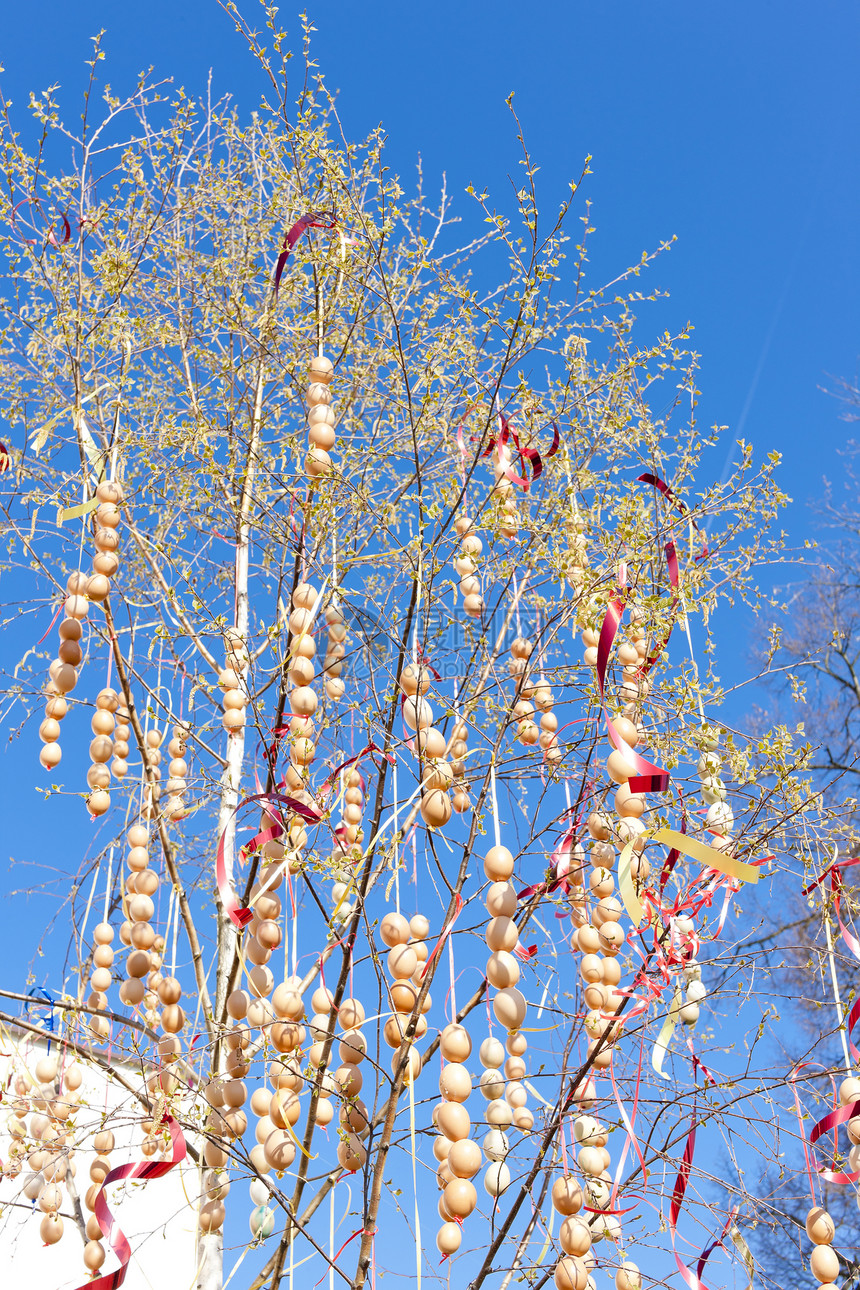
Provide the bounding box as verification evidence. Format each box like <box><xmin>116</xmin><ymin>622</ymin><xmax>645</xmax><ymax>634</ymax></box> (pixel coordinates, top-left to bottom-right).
<box><xmin>196</xmin><ymin>1228</ymin><xmax>223</xmax><ymax>1290</ymax></box>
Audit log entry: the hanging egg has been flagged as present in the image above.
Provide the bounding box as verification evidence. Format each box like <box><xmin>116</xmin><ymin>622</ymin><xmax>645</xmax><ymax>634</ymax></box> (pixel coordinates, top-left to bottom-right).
<box><xmin>436</xmin><ymin>1102</ymin><xmax>470</xmax><ymax>1141</ymax></box>
<box><xmin>86</xmin><ymin>574</ymin><xmax>110</xmax><ymax>603</ymax></box>
<box><xmin>484</xmin><ymin>845</ymin><xmax>514</xmax><ymax>881</ymax></box>
<box><xmin>420</xmin><ymin>789</ymin><xmax>452</xmax><ymax>829</ymax></box>
<box><xmin>805</xmin><ymin>1207</ymin><xmax>836</xmax><ymax>1244</ymax></box>
<box><xmin>40</xmin><ymin>744</ymin><xmax>62</xmax><ymax>770</ymax></box>
<box><xmin>484</xmin><ymin>1161</ymin><xmax>511</xmax><ymax>1196</ymax></box>
<box><xmin>436</xmin><ymin>1222</ymin><xmax>462</xmax><ymax>1255</ymax></box>
<box><xmin>309</xmin><ymin>355</ymin><xmax>334</xmax><ymax>383</ymax></box>
<box><xmin>440</xmin><ymin>1024</ymin><xmax>471</xmax><ymax>1063</ymax></box>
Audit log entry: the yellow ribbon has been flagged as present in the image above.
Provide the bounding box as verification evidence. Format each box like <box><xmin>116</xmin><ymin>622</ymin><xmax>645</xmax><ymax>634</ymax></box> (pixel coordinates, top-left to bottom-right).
<box><xmin>618</xmin><ymin>827</ymin><xmax>761</xmax><ymax>930</ymax></box>
<box><xmin>652</xmin><ymin>827</ymin><xmax>761</xmax><ymax>886</ymax></box>
<box><xmin>275</xmin><ymin>1086</ymin><xmax>316</xmax><ymax>1162</ymax></box>
<box><xmin>618</xmin><ymin>840</ymin><xmax>644</xmax><ymax>928</ymax></box>
<box><xmin>56</xmin><ymin>497</ymin><xmax>98</xmax><ymax>526</ymax></box>
<box><xmin>652</xmin><ymin>987</ymin><xmax>684</xmax><ymax>1079</ymax></box>
<box><xmin>729</xmin><ymin>1222</ymin><xmax>754</xmax><ymax>1290</ymax></box>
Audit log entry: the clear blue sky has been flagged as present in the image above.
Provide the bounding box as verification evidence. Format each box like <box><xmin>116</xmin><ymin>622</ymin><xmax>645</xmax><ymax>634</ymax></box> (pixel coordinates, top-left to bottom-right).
<box><xmin>0</xmin><ymin>3</ymin><xmax>857</xmax><ymax>1282</ymax></box>
<box><xmin>3</xmin><ymin>0</ymin><xmax>857</xmax><ymax>536</ymax></box>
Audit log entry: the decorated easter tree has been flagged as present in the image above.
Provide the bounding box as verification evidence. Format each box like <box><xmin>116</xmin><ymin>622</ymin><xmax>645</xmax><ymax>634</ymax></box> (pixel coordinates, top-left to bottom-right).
<box><xmin>0</xmin><ymin>18</ymin><xmax>853</xmax><ymax>1290</ymax></box>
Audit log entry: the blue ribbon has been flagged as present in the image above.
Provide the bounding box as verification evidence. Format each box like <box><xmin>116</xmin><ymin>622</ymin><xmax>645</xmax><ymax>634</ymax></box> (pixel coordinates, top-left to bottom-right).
<box><xmin>25</xmin><ymin>987</ymin><xmax>57</xmax><ymax>1053</ymax></box>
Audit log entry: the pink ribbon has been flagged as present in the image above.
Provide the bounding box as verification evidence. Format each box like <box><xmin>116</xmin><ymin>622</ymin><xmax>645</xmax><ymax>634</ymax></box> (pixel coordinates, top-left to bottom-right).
<box><xmin>216</xmin><ymin>789</ymin><xmax>322</xmax><ymax>928</ymax></box>
<box><xmin>595</xmin><ymin>577</ymin><xmax>669</xmax><ymax>793</ymax></box>
<box><xmin>637</xmin><ymin>472</ymin><xmax>709</xmax><ymax>561</ymax></box>
<box><xmin>75</xmin><ymin>1113</ymin><xmax>186</xmax><ymax>1289</ymax></box>
<box><xmin>273</xmin><ymin>210</ymin><xmax>337</xmax><ymax>295</ymax></box>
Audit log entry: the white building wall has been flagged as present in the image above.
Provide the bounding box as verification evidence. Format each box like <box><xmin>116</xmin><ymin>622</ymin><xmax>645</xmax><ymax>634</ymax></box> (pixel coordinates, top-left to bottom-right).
<box><xmin>0</xmin><ymin>1031</ymin><xmax>201</xmax><ymax>1290</ymax></box>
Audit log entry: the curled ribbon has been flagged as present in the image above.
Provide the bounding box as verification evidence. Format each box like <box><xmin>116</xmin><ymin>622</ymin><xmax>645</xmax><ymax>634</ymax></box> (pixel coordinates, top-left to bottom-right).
<box><xmin>216</xmin><ymin>789</ymin><xmax>323</xmax><ymax>928</ymax></box>
<box><xmin>420</xmin><ymin>894</ymin><xmax>464</xmax><ymax>981</ymax></box>
<box><xmin>595</xmin><ymin>574</ymin><xmax>669</xmax><ymax>794</ymax></box>
<box><xmin>10</xmin><ymin>197</ymin><xmax>71</xmax><ymax>248</ymax></box>
<box><xmin>802</xmin><ymin>855</ymin><xmax>860</xmax><ymax>965</ymax></box>
<box><xmin>637</xmin><ymin>472</ymin><xmax>708</xmax><ymax>561</ymax></box>
<box><xmin>458</xmin><ymin>405</ymin><xmax>559</xmax><ymax>491</ymax></box>
<box><xmin>484</xmin><ymin>412</ymin><xmax>560</xmax><ymax>491</ymax></box>
<box><xmin>318</xmin><ymin>742</ymin><xmax>394</xmax><ymax>800</ymax></box>
<box><xmin>273</xmin><ymin>210</ymin><xmax>337</xmax><ymax>296</ymax></box>
<box><xmin>75</xmin><ymin>1112</ymin><xmax>187</xmax><ymax>1290</ymax></box>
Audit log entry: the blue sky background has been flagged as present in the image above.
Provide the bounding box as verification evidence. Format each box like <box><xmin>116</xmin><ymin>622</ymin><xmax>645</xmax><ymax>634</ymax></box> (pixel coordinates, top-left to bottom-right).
<box><xmin>0</xmin><ymin>1</ymin><xmax>857</xmax><ymax>1284</ymax></box>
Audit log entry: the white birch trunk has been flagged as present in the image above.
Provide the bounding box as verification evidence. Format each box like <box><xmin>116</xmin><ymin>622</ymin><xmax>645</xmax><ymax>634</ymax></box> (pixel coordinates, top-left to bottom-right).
<box><xmin>196</xmin><ymin>358</ymin><xmax>266</xmax><ymax>1290</ymax></box>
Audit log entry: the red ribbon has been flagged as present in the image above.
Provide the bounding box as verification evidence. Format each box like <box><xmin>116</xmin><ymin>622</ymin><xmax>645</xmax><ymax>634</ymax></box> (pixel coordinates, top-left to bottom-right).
<box><xmin>75</xmin><ymin>1113</ymin><xmax>186</xmax><ymax>1290</ymax></box>
<box><xmin>669</xmin><ymin>1096</ymin><xmax>710</xmax><ymax>1290</ymax></box>
<box><xmin>273</xmin><ymin>210</ymin><xmax>337</xmax><ymax>295</ymax></box>
<box><xmin>809</xmin><ymin>1095</ymin><xmax>860</xmax><ymax>1185</ymax></box>
<box><xmin>318</xmin><ymin>742</ymin><xmax>394</xmax><ymax>799</ymax></box>
<box><xmin>420</xmin><ymin>894</ymin><xmax>464</xmax><ymax>981</ymax></box>
<box><xmin>0</xmin><ymin>442</ymin><xmax>11</xmax><ymax>474</ymax></box>
<box><xmin>216</xmin><ymin>790</ymin><xmax>323</xmax><ymax>928</ymax></box>
<box><xmin>482</xmin><ymin>413</ymin><xmax>560</xmax><ymax>491</ymax></box>
<box><xmin>695</xmin><ymin>1206</ymin><xmax>740</xmax><ymax>1285</ymax></box>
<box><xmin>802</xmin><ymin>857</ymin><xmax>860</xmax><ymax>964</ymax></box>
<box><xmin>10</xmin><ymin>197</ymin><xmax>71</xmax><ymax>248</ymax></box>
<box><xmin>595</xmin><ymin>577</ymin><xmax>669</xmax><ymax>793</ymax></box>
<box><xmin>637</xmin><ymin>472</ymin><xmax>708</xmax><ymax>560</ymax></box>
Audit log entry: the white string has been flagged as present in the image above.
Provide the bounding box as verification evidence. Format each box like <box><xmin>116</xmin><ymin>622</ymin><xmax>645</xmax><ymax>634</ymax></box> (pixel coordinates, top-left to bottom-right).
<box><xmin>103</xmin><ymin>848</ymin><xmax>114</xmax><ymax>922</ymax></box>
<box><xmin>165</xmin><ymin>885</ymin><xmax>176</xmax><ymax>973</ymax></box>
<box><xmin>77</xmin><ymin>866</ymin><xmax>101</xmax><ymax>960</ymax></box>
<box><xmin>329</xmin><ymin>1187</ymin><xmax>335</xmax><ymax>1290</ymax></box>
<box><xmin>512</xmin><ymin>574</ymin><xmax>522</xmax><ymax>639</ymax></box>
<box><xmin>291</xmin><ymin>879</ymin><xmax>298</xmax><ymax>979</ymax></box>
<box><xmin>171</xmin><ymin>886</ymin><xmax>180</xmax><ymax>977</ymax></box>
<box><xmin>448</xmin><ymin>932</ymin><xmax>456</xmax><ymax>1023</ymax></box>
<box><xmin>489</xmin><ymin>763</ymin><xmax>501</xmax><ymax>850</ymax></box>
<box><xmin>393</xmin><ymin>759</ymin><xmax>400</xmax><ymax>917</ymax></box>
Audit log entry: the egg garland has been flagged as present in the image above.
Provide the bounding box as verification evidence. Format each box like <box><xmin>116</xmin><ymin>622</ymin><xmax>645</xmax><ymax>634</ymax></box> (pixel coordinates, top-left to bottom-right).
<box><xmin>492</xmin><ymin>442</ymin><xmax>521</xmax><ymax>539</ymax></box>
<box><xmin>524</xmin><ymin>666</ymin><xmax>561</xmax><ymax>767</ymax></box>
<box><xmin>287</xmin><ymin>582</ymin><xmax>320</xmax><ymax>782</ymax></box>
<box><xmin>380</xmin><ymin>913</ymin><xmax>430</xmax><ymax>1093</ymax></box>
<box><xmin>87</xmin><ymin>917</ymin><xmax>115</xmax><ymax>1043</ymax></box>
<box><xmin>433</xmin><ymin>1019</ymin><xmax>479</xmax><ymax>1254</ymax></box>
<box><xmin>330</xmin><ymin>770</ymin><xmax>364</xmax><ymax>924</ymax></box>
<box><xmin>316</xmin><ymin>993</ymin><xmax>369</xmax><ymax>1173</ymax></box>
<box><xmin>323</xmin><ymin>599</ymin><xmax>347</xmax><ymax>702</ymax></box>
<box><xmin>549</xmin><ymin>1167</ymin><xmax>590</xmax><ymax>1290</ymax></box>
<box><xmin>37</xmin><ymin>481</ymin><xmax>125</xmax><ymax>775</ymax></box>
<box><xmin>478</xmin><ymin>1037</ymin><xmax>511</xmax><ymax>1198</ymax></box>
<box><xmin>89</xmin><ymin>478</ymin><xmax>124</xmax><ymax>600</ymax></box>
<box><xmin>483</xmin><ymin>869</ymin><xmax>534</xmax><ymax>1138</ymax></box>
<box><xmin>162</xmin><ymin>721</ymin><xmax>191</xmax><ymax>821</ymax></box>
<box><xmin>39</xmin><ymin>571</ymin><xmax>90</xmax><ymax>772</ymax></box>
<box><xmin>81</xmin><ymin>1126</ymin><xmax>117</xmax><ymax>1273</ymax></box>
<box><xmin>111</xmin><ymin>701</ymin><xmax>131</xmax><ymax>781</ymax></box>
<box><xmin>118</xmin><ymin>821</ymin><xmax>158</xmax><ymax>1012</ymax></box>
<box><xmin>509</xmin><ymin>635</ymin><xmax>540</xmax><ymax>749</ymax></box>
<box><xmin>84</xmin><ymin>686</ymin><xmax>119</xmax><ymax>817</ymax></box>
<box><xmin>400</xmin><ymin>663</ymin><xmax>453</xmax><ymax>830</ymax></box>
<box><xmin>448</xmin><ymin>716</ymin><xmax>472</xmax><ymax>815</ymax></box>
<box><xmin>454</xmin><ymin>515</ymin><xmax>484</xmax><ymax>620</ymax></box>
<box><xmin>304</xmin><ymin>353</ymin><xmax>337</xmax><ymax>483</ymax></box>
<box><xmin>219</xmin><ymin>631</ymin><xmax>249</xmax><ymax>738</ymax></box>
